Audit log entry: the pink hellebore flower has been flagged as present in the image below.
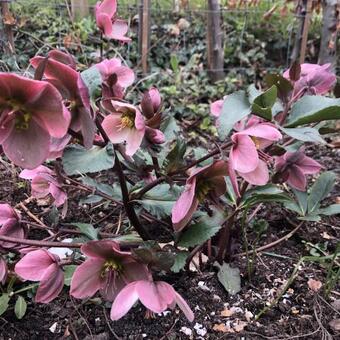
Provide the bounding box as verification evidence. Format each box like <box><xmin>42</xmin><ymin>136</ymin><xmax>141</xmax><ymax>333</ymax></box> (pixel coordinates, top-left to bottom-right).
<box><xmin>95</xmin><ymin>0</ymin><xmax>131</xmax><ymax>42</ymax></box>
<box><xmin>111</xmin><ymin>280</ymin><xmax>194</xmax><ymax>322</ymax></box>
<box><xmin>172</xmin><ymin>160</ymin><xmax>229</xmax><ymax>231</ymax></box>
<box><xmin>30</xmin><ymin>53</ymin><xmax>95</xmax><ymax>149</ymax></box>
<box><xmin>0</xmin><ymin>204</ymin><xmax>25</xmax><ymax>248</ymax></box>
<box><xmin>15</xmin><ymin>249</ymin><xmax>64</xmax><ymax>303</ymax></box>
<box><xmin>283</xmin><ymin>63</ymin><xmax>336</xmax><ymax>99</ymax></box>
<box><xmin>47</xmin><ymin>50</ymin><xmax>77</xmax><ymax>69</ymax></box>
<box><xmin>0</xmin><ymin>256</ymin><xmax>7</xmax><ymax>285</ymax></box>
<box><xmin>96</xmin><ymin>58</ymin><xmax>135</xmax><ymax>99</ymax></box>
<box><xmin>102</xmin><ymin>100</ymin><xmax>145</xmax><ymax>156</ymax></box>
<box><xmin>229</xmin><ymin>122</ymin><xmax>282</xmax><ymax>195</ymax></box>
<box><xmin>70</xmin><ymin>240</ymin><xmax>149</xmax><ymax>301</ymax></box>
<box><xmin>0</xmin><ymin>73</ymin><xmax>70</xmax><ymax>169</ymax></box>
<box><xmin>274</xmin><ymin>151</ymin><xmax>322</xmax><ymax>191</ymax></box>
<box><xmin>20</xmin><ymin>166</ymin><xmax>67</xmax><ymax>207</ymax></box>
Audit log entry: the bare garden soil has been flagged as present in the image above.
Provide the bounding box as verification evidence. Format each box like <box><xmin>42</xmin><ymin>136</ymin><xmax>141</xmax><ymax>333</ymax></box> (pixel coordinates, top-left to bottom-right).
<box><xmin>0</xmin><ymin>144</ymin><xmax>339</xmax><ymax>340</ymax></box>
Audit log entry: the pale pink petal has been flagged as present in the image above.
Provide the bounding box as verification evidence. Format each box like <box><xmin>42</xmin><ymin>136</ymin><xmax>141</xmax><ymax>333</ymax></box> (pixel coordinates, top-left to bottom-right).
<box><xmin>19</xmin><ymin>165</ymin><xmax>53</xmax><ymax>180</ymax></box>
<box><xmin>48</xmin><ymin>134</ymin><xmax>71</xmax><ymax>159</ymax></box>
<box><xmin>97</xmin><ymin>13</ymin><xmax>113</xmax><ymax>37</ymax></box>
<box><xmin>230</xmin><ymin>134</ymin><xmax>258</xmax><ymax>173</ymax></box>
<box><xmin>0</xmin><ymin>204</ymin><xmax>17</xmax><ymax>224</ymax></box>
<box><xmin>70</xmin><ymin>258</ymin><xmax>106</xmax><ymax>299</ymax></box>
<box><xmin>15</xmin><ymin>249</ymin><xmax>55</xmax><ymax>281</ymax></box>
<box><xmin>0</xmin><ymin>219</ymin><xmax>25</xmax><ymax>248</ymax></box>
<box><xmin>35</xmin><ymin>263</ymin><xmax>64</xmax><ymax>303</ymax></box>
<box><xmin>49</xmin><ymin>184</ymin><xmax>67</xmax><ymax>207</ymax></box>
<box><xmin>102</xmin><ymin>114</ymin><xmax>128</xmax><ymax>143</ymax></box>
<box><xmin>135</xmin><ymin>281</ymin><xmax>167</xmax><ymax>313</ymax></box>
<box><xmin>238</xmin><ymin>123</ymin><xmax>282</xmax><ymax>142</ymax></box>
<box><xmin>110</xmin><ymin>282</ymin><xmax>139</xmax><ymax>320</ymax></box>
<box><xmin>148</xmin><ymin>88</ymin><xmax>161</xmax><ymax>112</ymax></box>
<box><xmin>114</xmin><ymin>66</ymin><xmax>135</xmax><ymax>87</ymax></box>
<box><xmin>174</xmin><ymin>292</ymin><xmax>194</xmax><ymax>322</ymax></box>
<box><xmin>238</xmin><ymin>160</ymin><xmax>269</xmax><ymax>185</ymax></box>
<box><xmin>81</xmin><ymin>240</ymin><xmax>121</xmax><ymax>259</ymax></box>
<box><xmin>111</xmin><ymin>20</ymin><xmax>131</xmax><ymax>42</ymax></box>
<box><xmin>210</xmin><ymin>99</ymin><xmax>223</xmax><ymax>117</ymax></box>
<box><xmin>125</xmin><ymin>128</ymin><xmax>144</xmax><ymax>156</ymax></box>
<box><xmin>228</xmin><ymin>160</ymin><xmax>240</xmax><ymax>197</ymax></box>
<box><xmin>97</xmin><ymin>0</ymin><xmax>117</xmax><ymax>17</ymax></box>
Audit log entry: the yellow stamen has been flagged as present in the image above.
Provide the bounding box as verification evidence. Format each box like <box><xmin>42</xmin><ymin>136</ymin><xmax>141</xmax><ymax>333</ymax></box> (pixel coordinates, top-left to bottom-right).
<box><xmin>15</xmin><ymin>112</ymin><xmax>32</xmax><ymax>130</ymax></box>
<box><xmin>196</xmin><ymin>180</ymin><xmax>212</xmax><ymax>203</ymax></box>
<box><xmin>121</xmin><ymin>115</ymin><xmax>134</xmax><ymax>129</ymax></box>
<box><xmin>101</xmin><ymin>259</ymin><xmax>122</xmax><ymax>277</ymax></box>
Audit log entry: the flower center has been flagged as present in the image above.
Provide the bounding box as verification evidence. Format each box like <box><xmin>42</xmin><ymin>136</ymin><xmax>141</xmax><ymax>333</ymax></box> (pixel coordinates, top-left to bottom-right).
<box><xmin>195</xmin><ymin>180</ymin><xmax>213</xmax><ymax>203</ymax></box>
<box><xmin>15</xmin><ymin>111</ymin><xmax>32</xmax><ymax>130</ymax></box>
<box><xmin>120</xmin><ymin>112</ymin><xmax>135</xmax><ymax>129</ymax></box>
<box><xmin>101</xmin><ymin>259</ymin><xmax>122</xmax><ymax>277</ymax></box>
<box><xmin>251</xmin><ymin>136</ymin><xmax>261</xmax><ymax>149</ymax></box>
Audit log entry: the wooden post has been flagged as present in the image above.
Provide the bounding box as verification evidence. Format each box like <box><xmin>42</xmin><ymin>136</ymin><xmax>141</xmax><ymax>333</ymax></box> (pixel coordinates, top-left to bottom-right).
<box><xmin>299</xmin><ymin>0</ymin><xmax>312</xmax><ymax>63</ymax></box>
<box><xmin>207</xmin><ymin>0</ymin><xmax>224</xmax><ymax>83</ymax></box>
<box><xmin>318</xmin><ymin>0</ymin><xmax>338</xmax><ymax>70</ymax></box>
<box><xmin>0</xmin><ymin>0</ymin><xmax>15</xmax><ymax>55</ymax></box>
<box><xmin>139</xmin><ymin>0</ymin><xmax>150</xmax><ymax>74</ymax></box>
<box><xmin>71</xmin><ymin>0</ymin><xmax>89</xmax><ymax>20</ymax></box>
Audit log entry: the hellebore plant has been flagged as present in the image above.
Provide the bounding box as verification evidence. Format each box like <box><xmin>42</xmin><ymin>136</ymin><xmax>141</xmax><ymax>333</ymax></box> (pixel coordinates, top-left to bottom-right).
<box><xmin>0</xmin><ymin>0</ymin><xmax>339</xmax><ymax>325</ymax></box>
<box><xmin>19</xmin><ymin>166</ymin><xmax>67</xmax><ymax>207</ymax></box>
<box><xmin>0</xmin><ymin>73</ymin><xmax>70</xmax><ymax>169</ymax></box>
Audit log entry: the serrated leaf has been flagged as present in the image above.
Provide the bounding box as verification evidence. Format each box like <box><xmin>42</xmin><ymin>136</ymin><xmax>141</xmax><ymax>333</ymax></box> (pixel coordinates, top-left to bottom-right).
<box><xmin>178</xmin><ymin>210</ymin><xmax>225</xmax><ymax>248</ymax></box>
<box><xmin>307</xmin><ymin>172</ymin><xmax>336</xmax><ymax>213</ymax></box>
<box><xmin>292</xmin><ymin>189</ymin><xmax>308</xmax><ymax>215</ymax></box>
<box><xmin>62</xmin><ymin>143</ymin><xmax>115</xmax><ymax>176</ymax></box>
<box><xmin>281</xmin><ymin>127</ymin><xmax>326</xmax><ymax>144</ymax></box>
<box><xmin>0</xmin><ymin>294</ymin><xmax>10</xmax><ymax>316</ymax></box>
<box><xmin>135</xmin><ymin>184</ymin><xmax>181</xmax><ymax>219</ymax></box>
<box><xmin>251</xmin><ymin>85</ymin><xmax>277</xmax><ymax>120</ymax></box>
<box><xmin>171</xmin><ymin>252</ymin><xmax>189</xmax><ymax>273</ymax></box>
<box><xmin>284</xmin><ymin>201</ymin><xmax>304</xmax><ymax>215</ymax></box>
<box><xmin>163</xmin><ymin>139</ymin><xmax>187</xmax><ymax>173</ymax></box>
<box><xmin>71</xmin><ymin>223</ymin><xmax>98</xmax><ymax>240</ymax></box>
<box><xmin>286</xmin><ymin>96</ymin><xmax>340</xmax><ymax>128</ymax></box>
<box><xmin>215</xmin><ymin>262</ymin><xmax>241</xmax><ymax>295</ymax></box>
<box><xmin>242</xmin><ymin>191</ymin><xmax>290</xmax><ymax>207</ymax></box>
<box><xmin>63</xmin><ymin>265</ymin><xmax>77</xmax><ymax>286</ymax></box>
<box><xmin>15</xmin><ymin>296</ymin><xmax>27</xmax><ymax>319</ymax></box>
<box><xmin>218</xmin><ymin>91</ymin><xmax>252</xmax><ymax>139</ymax></box>
<box><xmin>316</xmin><ymin>204</ymin><xmax>340</xmax><ymax>216</ymax></box>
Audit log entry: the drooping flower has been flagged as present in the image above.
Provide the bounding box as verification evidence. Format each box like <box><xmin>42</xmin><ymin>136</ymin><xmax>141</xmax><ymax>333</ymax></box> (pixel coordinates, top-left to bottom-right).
<box><xmin>172</xmin><ymin>160</ymin><xmax>228</xmax><ymax>231</ymax></box>
<box><xmin>111</xmin><ymin>280</ymin><xmax>194</xmax><ymax>322</ymax></box>
<box><xmin>274</xmin><ymin>151</ymin><xmax>322</xmax><ymax>191</ymax></box>
<box><xmin>19</xmin><ymin>166</ymin><xmax>67</xmax><ymax>207</ymax></box>
<box><xmin>30</xmin><ymin>54</ymin><xmax>95</xmax><ymax>149</ymax></box>
<box><xmin>0</xmin><ymin>204</ymin><xmax>25</xmax><ymax>249</ymax></box>
<box><xmin>0</xmin><ymin>73</ymin><xmax>70</xmax><ymax>169</ymax></box>
<box><xmin>96</xmin><ymin>58</ymin><xmax>135</xmax><ymax>99</ymax></box>
<box><xmin>229</xmin><ymin>122</ymin><xmax>282</xmax><ymax>195</ymax></box>
<box><xmin>70</xmin><ymin>240</ymin><xmax>149</xmax><ymax>301</ymax></box>
<box><xmin>102</xmin><ymin>100</ymin><xmax>145</xmax><ymax>156</ymax></box>
<box><xmin>15</xmin><ymin>249</ymin><xmax>64</xmax><ymax>303</ymax></box>
<box><xmin>95</xmin><ymin>0</ymin><xmax>131</xmax><ymax>42</ymax></box>
<box><xmin>0</xmin><ymin>256</ymin><xmax>8</xmax><ymax>285</ymax></box>
<box><xmin>47</xmin><ymin>49</ymin><xmax>77</xmax><ymax>69</ymax></box>
<box><xmin>283</xmin><ymin>63</ymin><xmax>336</xmax><ymax>100</ymax></box>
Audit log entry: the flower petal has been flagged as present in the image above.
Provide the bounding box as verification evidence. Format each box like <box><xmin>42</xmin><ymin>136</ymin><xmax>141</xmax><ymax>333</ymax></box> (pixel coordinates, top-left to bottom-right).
<box><xmin>111</xmin><ymin>20</ymin><xmax>131</xmax><ymax>42</ymax></box>
<box><xmin>287</xmin><ymin>165</ymin><xmax>307</xmax><ymax>191</ymax></box>
<box><xmin>81</xmin><ymin>240</ymin><xmax>121</xmax><ymax>259</ymax></box>
<box><xmin>296</xmin><ymin>155</ymin><xmax>322</xmax><ymax>174</ymax></box>
<box><xmin>175</xmin><ymin>292</ymin><xmax>194</xmax><ymax>322</ymax></box>
<box><xmin>135</xmin><ymin>281</ymin><xmax>167</xmax><ymax>313</ymax></box>
<box><xmin>238</xmin><ymin>160</ymin><xmax>269</xmax><ymax>185</ymax></box>
<box><xmin>210</xmin><ymin>99</ymin><xmax>223</xmax><ymax>117</ymax></box>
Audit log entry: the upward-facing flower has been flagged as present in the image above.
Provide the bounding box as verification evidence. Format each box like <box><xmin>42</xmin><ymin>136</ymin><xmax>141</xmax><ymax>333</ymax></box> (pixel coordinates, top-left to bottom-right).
<box><xmin>102</xmin><ymin>100</ymin><xmax>145</xmax><ymax>156</ymax></box>
<box><xmin>30</xmin><ymin>53</ymin><xmax>95</xmax><ymax>149</ymax></box>
<box><xmin>95</xmin><ymin>0</ymin><xmax>131</xmax><ymax>42</ymax></box>
<box><xmin>15</xmin><ymin>249</ymin><xmax>64</xmax><ymax>303</ymax></box>
<box><xmin>96</xmin><ymin>58</ymin><xmax>135</xmax><ymax>99</ymax></box>
<box><xmin>274</xmin><ymin>150</ymin><xmax>322</xmax><ymax>191</ymax></box>
<box><xmin>0</xmin><ymin>204</ymin><xmax>24</xmax><ymax>249</ymax></box>
<box><xmin>172</xmin><ymin>160</ymin><xmax>228</xmax><ymax>231</ymax></box>
<box><xmin>229</xmin><ymin>122</ymin><xmax>282</xmax><ymax>195</ymax></box>
<box><xmin>19</xmin><ymin>166</ymin><xmax>67</xmax><ymax>207</ymax></box>
<box><xmin>283</xmin><ymin>63</ymin><xmax>336</xmax><ymax>100</ymax></box>
<box><xmin>70</xmin><ymin>240</ymin><xmax>149</xmax><ymax>301</ymax></box>
<box><xmin>111</xmin><ymin>280</ymin><xmax>194</xmax><ymax>322</ymax></box>
<box><xmin>0</xmin><ymin>73</ymin><xmax>70</xmax><ymax>169</ymax></box>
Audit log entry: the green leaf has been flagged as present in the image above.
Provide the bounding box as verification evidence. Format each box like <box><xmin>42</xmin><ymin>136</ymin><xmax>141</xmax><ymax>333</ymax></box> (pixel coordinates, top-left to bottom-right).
<box><xmin>63</xmin><ymin>265</ymin><xmax>78</xmax><ymax>286</ymax></box>
<box><xmin>170</xmin><ymin>54</ymin><xmax>179</xmax><ymax>73</ymax></box>
<box><xmin>0</xmin><ymin>294</ymin><xmax>10</xmax><ymax>316</ymax></box>
<box><xmin>292</xmin><ymin>189</ymin><xmax>308</xmax><ymax>215</ymax></box>
<box><xmin>62</xmin><ymin>143</ymin><xmax>115</xmax><ymax>176</ymax></box>
<box><xmin>14</xmin><ymin>296</ymin><xmax>27</xmax><ymax>319</ymax></box>
<box><xmin>162</xmin><ymin>139</ymin><xmax>187</xmax><ymax>173</ymax></box>
<box><xmin>307</xmin><ymin>171</ymin><xmax>336</xmax><ymax>213</ymax></box>
<box><xmin>298</xmin><ymin>214</ymin><xmax>321</xmax><ymax>222</ymax></box>
<box><xmin>242</xmin><ymin>191</ymin><xmax>290</xmax><ymax>207</ymax></box>
<box><xmin>171</xmin><ymin>252</ymin><xmax>189</xmax><ymax>273</ymax></box>
<box><xmin>284</xmin><ymin>201</ymin><xmax>304</xmax><ymax>215</ymax></box>
<box><xmin>214</xmin><ymin>262</ymin><xmax>241</xmax><ymax>295</ymax></box>
<box><xmin>286</xmin><ymin>96</ymin><xmax>340</xmax><ymax>128</ymax></box>
<box><xmin>217</xmin><ymin>91</ymin><xmax>251</xmax><ymax>139</ymax></box>
<box><xmin>265</xmin><ymin>73</ymin><xmax>293</xmax><ymax>101</ymax></box>
<box><xmin>80</xmin><ymin>177</ymin><xmax>122</xmax><ymax>201</ymax></box>
<box><xmin>252</xmin><ymin>219</ymin><xmax>269</xmax><ymax>235</ymax></box>
<box><xmin>161</xmin><ymin>115</ymin><xmax>180</xmax><ymax>141</ymax></box>
<box><xmin>71</xmin><ymin>223</ymin><xmax>98</xmax><ymax>240</ymax></box>
<box><xmin>178</xmin><ymin>210</ymin><xmax>225</xmax><ymax>248</ymax></box>
<box><xmin>281</xmin><ymin>127</ymin><xmax>326</xmax><ymax>144</ymax></box>
<box><xmin>135</xmin><ymin>184</ymin><xmax>181</xmax><ymax>219</ymax></box>
<box><xmin>317</xmin><ymin>204</ymin><xmax>340</xmax><ymax>216</ymax></box>
<box><xmin>80</xmin><ymin>66</ymin><xmax>102</xmax><ymax>103</ymax></box>
<box><xmin>251</xmin><ymin>85</ymin><xmax>277</xmax><ymax>120</ymax></box>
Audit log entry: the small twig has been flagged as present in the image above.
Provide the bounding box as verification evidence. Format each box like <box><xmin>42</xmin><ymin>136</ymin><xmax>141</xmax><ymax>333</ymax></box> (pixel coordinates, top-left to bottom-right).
<box><xmin>102</xmin><ymin>307</ymin><xmax>121</xmax><ymax>340</ymax></box>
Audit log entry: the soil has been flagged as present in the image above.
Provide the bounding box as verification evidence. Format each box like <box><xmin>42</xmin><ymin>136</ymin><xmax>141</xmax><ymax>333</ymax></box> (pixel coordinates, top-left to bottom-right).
<box><xmin>0</xmin><ymin>143</ymin><xmax>339</xmax><ymax>340</ymax></box>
